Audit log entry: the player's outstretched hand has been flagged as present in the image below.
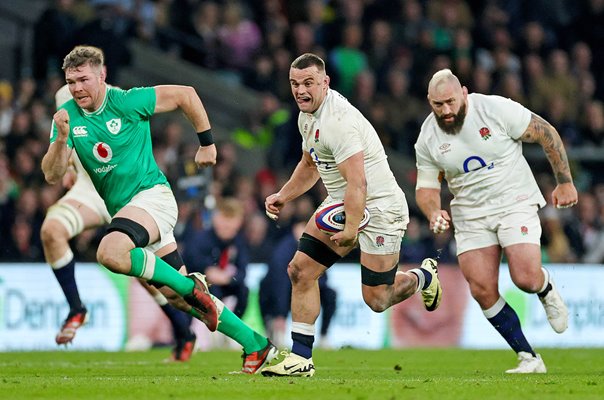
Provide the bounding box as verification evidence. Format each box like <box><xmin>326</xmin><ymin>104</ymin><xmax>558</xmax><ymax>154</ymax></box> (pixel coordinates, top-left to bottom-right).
<box><xmin>552</xmin><ymin>182</ymin><xmax>578</xmax><ymax>209</ymax></box>
<box><xmin>430</xmin><ymin>210</ymin><xmax>451</xmax><ymax>234</ymax></box>
<box><xmin>195</xmin><ymin>144</ymin><xmax>217</xmax><ymax>168</ymax></box>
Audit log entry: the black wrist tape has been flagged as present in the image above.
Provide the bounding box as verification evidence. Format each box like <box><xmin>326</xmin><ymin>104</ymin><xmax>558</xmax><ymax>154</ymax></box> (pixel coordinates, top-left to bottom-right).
<box><xmin>197</xmin><ymin>129</ymin><xmax>214</xmax><ymax>146</ymax></box>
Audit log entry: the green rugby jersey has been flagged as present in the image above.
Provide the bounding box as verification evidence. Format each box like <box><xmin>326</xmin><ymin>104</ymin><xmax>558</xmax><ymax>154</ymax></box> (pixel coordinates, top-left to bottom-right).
<box><xmin>50</xmin><ymin>86</ymin><xmax>169</xmax><ymax>216</ymax></box>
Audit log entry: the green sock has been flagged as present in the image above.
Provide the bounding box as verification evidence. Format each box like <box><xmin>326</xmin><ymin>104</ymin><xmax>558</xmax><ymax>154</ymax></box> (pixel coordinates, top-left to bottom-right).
<box><xmin>129</xmin><ymin>248</ymin><xmax>194</xmax><ymax>296</ymax></box>
<box><xmin>214</xmin><ymin>296</ymin><xmax>267</xmax><ymax>353</ymax></box>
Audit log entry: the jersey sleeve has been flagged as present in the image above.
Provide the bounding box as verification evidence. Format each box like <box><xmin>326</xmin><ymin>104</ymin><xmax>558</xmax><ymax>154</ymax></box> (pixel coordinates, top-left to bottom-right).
<box><xmin>116</xmin><ymin>87</ymin><xmax>156</xmax><ymax>120</ymax></box>
<box><xmin>414</xmin><ymin>137</ymin><xmax>441</xmax><ymax>189</ymax></box>
<box><xmin>494</xmin><ymin>96</ymin><xmax>532</xmax><ymax>140</ymax></box>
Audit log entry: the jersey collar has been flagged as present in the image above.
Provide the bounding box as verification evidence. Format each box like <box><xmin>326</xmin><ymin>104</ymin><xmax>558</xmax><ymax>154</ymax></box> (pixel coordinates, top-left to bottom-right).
<box><xmin>311</xmin><ymin>89</ymin><xmax>330</xmax><ymax>119</ymax></box>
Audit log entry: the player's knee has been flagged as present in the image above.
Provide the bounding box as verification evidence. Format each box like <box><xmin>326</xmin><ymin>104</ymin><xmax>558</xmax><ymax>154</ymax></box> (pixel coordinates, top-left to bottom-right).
<box><xmin>287</xmin><ymin>260</ymin><xmax>315</xmax><ymax>287</ymax></box>
<box><xmin>96</xmin><ymin>244</ymin><xmax>115</xmax><ymax>271</ymax></box>
<box><xmin>287</xmin><ymin>260</ymin><xmax>303</xmax><ymax>285</ymax></box>
<box><xmin>364</xmin><ymin>294</ymin><xmax>389</xmax><ymax>313</ymax></box>
<box><xmin>468</xmin><ymin>282</ymin><xmax>497</xmax><ymax>305</ymax></box>
<box><xmin>512</xmin><ymin>272</ymin><xmax>541</xmax><ymax>293</ymax></box>
<box><xmin>96</xmin><ymin>238</ymin><xmax>126</xmax><ymax>272</ymax></box>
<box><xmin>40</xmin><ymin>219</ymin><xmax>69</xmax><ymax>245</ymax></box>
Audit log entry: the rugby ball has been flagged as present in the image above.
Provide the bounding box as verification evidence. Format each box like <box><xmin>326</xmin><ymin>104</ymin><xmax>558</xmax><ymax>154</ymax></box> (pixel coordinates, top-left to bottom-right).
<box><xmin>315</xmin><ymin>201</ymin><xmax>371</xmax><ymax>235</ymax></box>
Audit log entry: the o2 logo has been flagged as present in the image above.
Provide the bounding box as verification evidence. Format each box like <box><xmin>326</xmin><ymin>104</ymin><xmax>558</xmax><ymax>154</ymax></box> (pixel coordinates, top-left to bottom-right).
<box><xmin>309</xmin><ymin>147</ymin><xmax>333</xmax><ymax>170</ymax></box>
<box><xmin>463</xmin><ymin>155</ymin><xmax>494</xmax><ymax>173</ymax></box>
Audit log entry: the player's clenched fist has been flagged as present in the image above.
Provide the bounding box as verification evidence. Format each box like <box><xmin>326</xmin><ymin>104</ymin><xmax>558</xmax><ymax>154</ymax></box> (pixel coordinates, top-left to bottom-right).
<box><xmin>195</xmin><ymin>144</ymin><xmax>217</xmax><ymax>168</ymax></box>
<box><xmin>430</xmin><ymin>210</ymin><xmax>451</xmax><ymax>234</ymax></box>
<box><xmin>53</xmin><ymin>109</ymin><xmax>70</xmax><ymax>140</ymax></box>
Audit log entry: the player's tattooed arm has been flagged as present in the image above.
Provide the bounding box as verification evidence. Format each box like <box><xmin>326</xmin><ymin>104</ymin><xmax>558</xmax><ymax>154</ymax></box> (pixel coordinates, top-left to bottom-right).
<box><xmin>519</xmin><ymin>113</ymin><xmax>573</xmax><ymax>184</ymax></box>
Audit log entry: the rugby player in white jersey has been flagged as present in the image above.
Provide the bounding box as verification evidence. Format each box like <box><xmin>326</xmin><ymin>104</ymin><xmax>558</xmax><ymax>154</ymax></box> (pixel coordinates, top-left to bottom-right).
<box><xmin>414</xmin><ymin>69</ymin><xmax>578</xmax><ymax>373</ymax></box>
<box><xmin>42</xmin><ymin>85</ymin><xmax>197</xmax><ymax>361</ymax></box>
<box><xmin>262</xmin><ymin>53</ymin><xmax>442</xmax><ymax>377</ymax></box>
<box><xmin>42</xmin><ymin>45</ymin><xmax>277</xmax><ymax>373</ymax></box>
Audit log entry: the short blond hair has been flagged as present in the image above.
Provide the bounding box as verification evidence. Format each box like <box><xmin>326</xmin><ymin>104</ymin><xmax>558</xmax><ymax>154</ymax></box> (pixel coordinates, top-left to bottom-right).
<box><xmin>62</xmin><ymin>45</ymin><xmax>105</xmax><ymax>71</ymax></box>
<box><xmin>215</xmin><ymin>197</ymin><xmax>245</xmax><ymax>219</ymax></box>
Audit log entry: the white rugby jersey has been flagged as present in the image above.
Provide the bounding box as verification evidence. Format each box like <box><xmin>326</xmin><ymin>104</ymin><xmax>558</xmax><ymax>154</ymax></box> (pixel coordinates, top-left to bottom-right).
<box><xmin>415</xmin><ymin>93</ymin><xmax>546</xmax><ymax>220</ymax></box>
<box><xmin>298</xmin><ymin>89</ymin><xmax>404</xmax><ymax>206</ymax></box>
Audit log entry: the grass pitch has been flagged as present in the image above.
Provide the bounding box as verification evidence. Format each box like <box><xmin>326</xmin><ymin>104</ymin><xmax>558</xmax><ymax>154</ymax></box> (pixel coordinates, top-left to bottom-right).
<box><xmin>0</xmin><ymin>348</ymin><xmax>601</xmax><ymax>400</ymax></box>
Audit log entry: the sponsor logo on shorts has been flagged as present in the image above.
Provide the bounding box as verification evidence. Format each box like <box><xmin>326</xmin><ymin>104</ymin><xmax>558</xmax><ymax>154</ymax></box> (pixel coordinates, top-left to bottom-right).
<box><xmin>521</xmin><ymin>226</ymin><xmax>528</xmax><ymax>235</ymax></box>
<box><xmin>376</xmin><ymin>236</ymin><xmax>385</xmax><ymax>247</ymax></box>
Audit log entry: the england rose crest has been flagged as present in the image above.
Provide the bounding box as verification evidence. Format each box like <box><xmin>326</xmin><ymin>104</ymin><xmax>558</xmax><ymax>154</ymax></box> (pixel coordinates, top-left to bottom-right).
<box><xmin>479</xmin><ymin>127</ymin><xmax>491</xmax><ymax>140</ymax></box>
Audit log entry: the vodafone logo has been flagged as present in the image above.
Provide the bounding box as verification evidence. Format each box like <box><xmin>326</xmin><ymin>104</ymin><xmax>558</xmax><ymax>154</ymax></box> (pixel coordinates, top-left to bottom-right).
<box><xmin>93</xmin><ymin>142</ymin><xmax>113</xmax><ymax>163</ymax></box>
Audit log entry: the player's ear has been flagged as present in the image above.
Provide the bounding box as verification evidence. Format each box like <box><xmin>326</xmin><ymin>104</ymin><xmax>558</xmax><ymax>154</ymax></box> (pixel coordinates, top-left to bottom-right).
<box><xmin>324</xmin><ymin>74</ymin><xmax>330</xmax><ymax>86</ymax></box>
<box><xmin>462</xmin><ymin>85</ymin><xmax>468</xmax><ymax>97</ymax></box>
<box><xmin>100</xmin><ymin>66</ymin><xmax>107</xmax><ymax>83</ymax></box>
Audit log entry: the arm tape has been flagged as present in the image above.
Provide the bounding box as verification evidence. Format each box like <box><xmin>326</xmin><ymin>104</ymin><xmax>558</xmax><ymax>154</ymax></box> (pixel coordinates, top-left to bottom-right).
<box><xmin>416</xmin><ymin>169</ymin><xmax>442</xmax><ymax>189</ymax></box>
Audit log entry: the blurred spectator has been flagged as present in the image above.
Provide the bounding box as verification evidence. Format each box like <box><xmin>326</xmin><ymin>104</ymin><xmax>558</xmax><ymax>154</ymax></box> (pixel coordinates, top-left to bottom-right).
<box><xmin>75</xmin><ymin>1</ymin><xmax>133</xmax><ymax>82</ymax></box>
<box><xmin>328</xmin><ymin>23</ymin><xmax>368</xmax><ymax>98</ymax></box>
<box><xmin>379</xmin><ymin>67</ymin><xmax>425</xmax><ymax>155</ymax></box>
<box><xmin>243</xmin><ymin>211</ymin><xmax>273</xmax><ymax>264</ymax></box>
<box><xmin>243</xmin><ymin>52</ymin><xmax>278</xmax><ymax>94</ymax></box>
<box><xmin>0</xmin><ymin>151</ymin><xmax>18</xmax><ymax>253</ymax></box>
<box><xmin>232</xmin><ymin>92</ymin><xmax>289</xmax><ymax>150</ymax></box>
<box><xmin>565</xmin><ymin>192</ymin><xmax>601</xmax><ymax>260</ymax></box>
<box><xmin>540</xmin><ymin>206</ymin><xmax>574</xmax><ymax>263</ymax></box>
<box><xmin>4</xmin><ymin>215</ymin><xmax>44</xmax><ymax>261</ymax></box>
<box><xmin>495</xmin><ymin>72</ymin><xmax>527</xmax><ymax>105</ymax></box>
<box><xmin>0</xmin><ymin>82</ymin><xmax>14</xmax><ymax>137</ymax></box>
<box><xmin>400</xmin><ymin>216</ymin><xmax>434</xmax><ymax>264</ymax></box>
<box><xmin>181</xmin><ymin>1</ymin><xmax>222</xmax><ymax>69</ymax></box>
<box><xmin>364</xmin><ymin>19</ymin><xmax>396</xmax><ymax>83</ymax></box>
<box><xmin>32</xmin><ymin>0</ymin><xmax>78</xmax><ymax>87</ymax></box>
<box><xmin>581</xmin><ymin>100</ymin><xmax>604</xmax><ymax>147</ymax></box>
<box><xmin>217</xmin><ymin>1</ymin><xmax>262</xmax><ymax>72</ymax></box>
<box><xmin>516</xmin><ymin>21</ymin><xmax>554</xmax><ymax>59</ymax></box>
<box><xmin>182</xmin><ymin>197</ymin><xmax>250</xmax><ymax>317</ymax></box>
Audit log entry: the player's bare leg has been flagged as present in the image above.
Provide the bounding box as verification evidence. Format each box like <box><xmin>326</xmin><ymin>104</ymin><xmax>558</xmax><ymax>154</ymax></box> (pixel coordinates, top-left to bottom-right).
<box><xmin>41</xmin><ymin>200</ymin><xmax>104</xmax><ymax>345</ymax></box>
<box><xmin>459</xmin><ymin>246</ymin><xmax>545</xmax><ymax>373</ymax></box>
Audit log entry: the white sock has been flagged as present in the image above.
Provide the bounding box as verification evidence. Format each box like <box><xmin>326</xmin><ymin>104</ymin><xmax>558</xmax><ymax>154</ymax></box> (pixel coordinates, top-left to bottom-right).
<box><xmin>292</xmin><ymin>322</ymin><xmax>315</xmax><ymax>336</ymax></box>
<box><xmin>538</xmin><ymin>267</ymin><xmax>550</xmax><ymax>293</ymax></box>
<box><xmin>50</xmin><ymin>249</ymin><xmax>74</xmax><ymax>269</ymax></box>
<box><xmin>408</xmin><ymin>269</ymin><xmax>425</xmax><ymax>293</ymax></box>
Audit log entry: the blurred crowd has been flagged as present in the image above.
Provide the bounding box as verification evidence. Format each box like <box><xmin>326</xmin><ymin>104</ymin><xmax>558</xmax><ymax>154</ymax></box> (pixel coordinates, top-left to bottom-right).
<box><xmin>1</xmin><ymin>0</ymin><xmax>604</xmax><ymax>266</ymax></box>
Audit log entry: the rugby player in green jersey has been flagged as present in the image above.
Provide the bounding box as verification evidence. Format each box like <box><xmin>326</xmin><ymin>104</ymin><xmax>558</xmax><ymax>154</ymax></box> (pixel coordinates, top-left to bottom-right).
<box><xmin>42</xmin><ymin>45</ymin><xmax>277</xmax><ymax>373</ymax></box>
<box><xmin>43</xmin><ymin>85</ymin><xmax>197</xmax><ymax>362</ymax></box>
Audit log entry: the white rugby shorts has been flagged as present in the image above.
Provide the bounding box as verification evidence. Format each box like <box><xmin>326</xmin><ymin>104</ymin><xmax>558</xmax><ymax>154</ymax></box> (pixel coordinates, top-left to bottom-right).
<box><xmin>126</xmin><ymin>184</ymin><xmax>178</xmax><ymax>252</ymax></box>
<box><xmin>454</xmin><ymin>205</ymin><xmax>542</xmax><ymax>255</ymax></box>
<box><xmin>359</xmin><ymin>193</ymin><xmax>409</xmax><ymax>255</ymax></box>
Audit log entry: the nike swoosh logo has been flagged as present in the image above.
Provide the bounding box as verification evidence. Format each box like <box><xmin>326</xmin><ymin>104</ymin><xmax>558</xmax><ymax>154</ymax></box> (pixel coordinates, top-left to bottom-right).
<box><xmin>283</xmin><ymin>363</ymin><xmax>300</xmax><ymax>371</ymax></box>
<box><xmin>427</xmin><ymin>286</ymin><xmax>440</xmax><ymax>311</ymax></box>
